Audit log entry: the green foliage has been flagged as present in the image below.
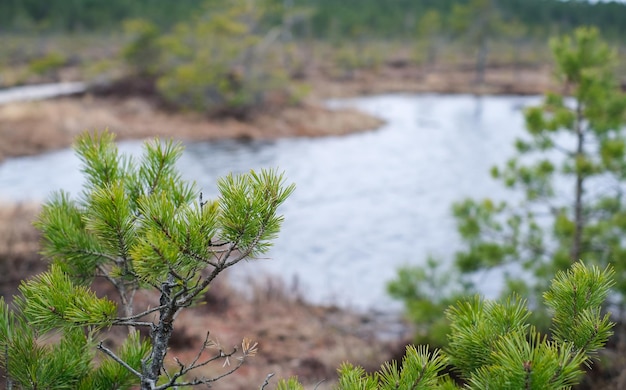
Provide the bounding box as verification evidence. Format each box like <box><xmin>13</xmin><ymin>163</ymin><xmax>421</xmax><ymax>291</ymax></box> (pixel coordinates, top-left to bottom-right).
<box><xmin>449</xmin><ymin>0</ymin><xmax>501</xmax><ymax>37</ymax></box>
<box><xmin>78</xmin><ymin>332</ymin><xmax>150</xmax><ymax>389</ymax></box>
<box><xmin>275</xmin><ymin>377</ymin><xmax>306</xmax><ymax>390</ymax></box>
<box><xmin>467</xmin><ymin>330</ymin><xmax>585</xmax><ymax>390</ymax></box>
<box><xmin>300</xmin><ymin>0</ymin><xmax>626</xmax><ymax>40</ymax></box>
<box><xmin>121</xmin><ymin>19</ymin><xmax>161</xmax><ymax>77</ymax></box>
<box><xmin>387</xmin><ymin>258</ymin><xmax>469</xmax><ymax>347</ymax></box>
<box><xmin>413</xmin><ymin>9</ymin><xmax>444</xmax><ymax>66</ymax></box>
<box><xmin>2</xmin><ymin>0</ymin><xmax>626</xmax><ymax>39</ymax></box>
<box><xmin>448</xmin><ymin>0</ymin><xmax>508</xmax><ymax>83</ymax></box>
<box><xmin>446</xmin><ymin>295</ymin><xmax>531</xmax><ymax>375</ymax></box>
<box><xmin>1</xmin><ymin>297</ymin><xmax>96</xmax><ymax>390</ymax></box>
<box><xmin>332</xmin><ymin>41</ymin><xmax>384</xmax><ymax>77</ymax></box>
<box><xmin>1</xmin><ymin>130</ymin><xmax>294</xmax><ymax>389</ymax></box>
<box><xmin>462</xmin><ymin>27</ymin><xmax>626</xmax><ymax>296</ymax></box>
<box><xmin>28</xmin><ymin>52</ymin><xmax>66</xmax><ymax>76</ymax></box>
<box><xmin>544</xmin><ymin>262</ymin><xmax>614</xmax><ymax>359</ymax></box>
<box><xmin>308</xmin><ymin>346</ymin><xmax>448</xmax><ymax>390</ymax></box>
<box><xmin>282</xmin><ymin>262</ymin><xmax>614</xmax><ymax>389</ymax></box>
<box><xmin>120</xmin><ymin>0</ymin><xmax>305</xmax><ymax>117</ymax></box>
<box><xmin>378</xmin><ymin>345</ymin><xmax>448</xmax><ymax>389</ymax></box>
<box><xmin>17</xmin><ymin>265</ymin><xmax>117</xmax><ymax>332</ymax></box>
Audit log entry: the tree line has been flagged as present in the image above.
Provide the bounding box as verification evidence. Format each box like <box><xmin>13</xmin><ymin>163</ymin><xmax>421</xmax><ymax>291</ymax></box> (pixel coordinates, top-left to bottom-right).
<box><xmin>303</xmin><ymin>0</ymin><xmax>626</xmax><ymax>39</ymax></box>
<box><xmin>2</xmin><ymin>0</ymin><xmax>626</xmax><ymax>40</ymax></box>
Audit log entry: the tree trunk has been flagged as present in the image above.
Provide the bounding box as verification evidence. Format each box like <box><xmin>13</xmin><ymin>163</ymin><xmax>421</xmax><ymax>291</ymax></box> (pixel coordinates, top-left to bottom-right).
<box><xmin>571</xmin><ymin>100</ymin><xmax>585</xmax><ymax>261</ymax></box>
<box><xmin>142</xmin><ymin>274</ymin><xmax>177</xmax><ymax>390</ymax></box>
<box><xmin>475</xmin><ymin>37</ymin><xmax>488</xmax><ymax>86</ymax></box>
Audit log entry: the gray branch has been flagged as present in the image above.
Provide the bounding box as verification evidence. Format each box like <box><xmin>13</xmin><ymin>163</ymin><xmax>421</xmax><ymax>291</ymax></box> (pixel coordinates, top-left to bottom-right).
<box><xmin>97</xmin><ymin>341</ymin><xmax>142</xmax><ymax>378</ymax></box>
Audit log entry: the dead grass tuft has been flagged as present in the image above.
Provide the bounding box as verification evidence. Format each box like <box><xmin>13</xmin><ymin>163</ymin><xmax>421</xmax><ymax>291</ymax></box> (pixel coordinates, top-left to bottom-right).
<box><xmin>0</xmin><ymin>95</ymin><xmax>384</xmax><ymax>163</ymax></box>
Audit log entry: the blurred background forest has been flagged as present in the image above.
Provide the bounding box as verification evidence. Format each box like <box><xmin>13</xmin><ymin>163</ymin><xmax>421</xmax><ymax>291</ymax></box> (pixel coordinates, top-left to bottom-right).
<box><xmin>1</xmin><ymin>0</ymin><xmax>625</xmax><ymax>98</ymax></box>
<box><xmin>2</xmin><ymin>0</ymin><xmax>626</xmax><ymax>37</ymax></box>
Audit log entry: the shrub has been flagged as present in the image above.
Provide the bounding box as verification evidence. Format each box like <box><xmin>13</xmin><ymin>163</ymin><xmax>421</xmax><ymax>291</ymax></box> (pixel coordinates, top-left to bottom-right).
<box><xmin>121</xmin><ymin>1</ymin><xmax>306</xmax><ymax>118</ymax></box>
<box><xmin>28</xmin><ymin>52</ymin><xmax>67</xmax><ymax>76</ymax></box>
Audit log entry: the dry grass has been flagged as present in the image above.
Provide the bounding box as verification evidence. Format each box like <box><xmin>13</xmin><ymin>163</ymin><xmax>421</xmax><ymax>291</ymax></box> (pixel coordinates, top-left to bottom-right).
<box><xmin>309</xmin><ymin>62</ymin><xmax>555</xmax><ymax>100</ymax></box>
<box><xmin>0</xmin><ymin>202</ymin><xmax>45</xmax><ymax>298</ymax></box>
<box><xmin>0</xmin><ymin>96</ymin><xmax>384</xmax><ymax>162</ymax></box>
<box><xmin>161</xmin><ymin>276</ymin><xmax>407</xmax><ymax>389</ymax></box>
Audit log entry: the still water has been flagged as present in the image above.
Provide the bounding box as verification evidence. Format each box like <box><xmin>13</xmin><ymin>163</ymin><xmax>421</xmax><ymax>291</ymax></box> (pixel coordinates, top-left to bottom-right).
<box><xmin>0</xmin><ymin>94</ymin><xmax>542</xmax><ymax>311</ymax></box>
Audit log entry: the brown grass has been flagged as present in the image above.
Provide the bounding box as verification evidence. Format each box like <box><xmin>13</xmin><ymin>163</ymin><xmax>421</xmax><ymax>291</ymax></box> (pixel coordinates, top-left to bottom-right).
<box><xmin>0</xmin><ymin>96</ymin><xmax>384</xmax><ymax>162</ymax></box>
<box><xmin>164</xmin><ymin>276</ymin><xmax>407</xmax><ymax>389</ymax></box>
<box><xmin>0</xmin><ymin>203</ymin><xmax>45</xmax><ymax>298</ymax></box>
<box><xmin>309</xmin><ymin>62</ymin><xmax>555</xmax><ymax>100</ymax></box>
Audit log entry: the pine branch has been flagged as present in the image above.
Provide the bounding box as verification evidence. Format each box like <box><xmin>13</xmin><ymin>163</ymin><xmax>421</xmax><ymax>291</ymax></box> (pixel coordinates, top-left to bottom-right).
<box><xmin>97</xmin><ymin>342</ymin><xmax>142</xmax><ymax>379</ymax></box>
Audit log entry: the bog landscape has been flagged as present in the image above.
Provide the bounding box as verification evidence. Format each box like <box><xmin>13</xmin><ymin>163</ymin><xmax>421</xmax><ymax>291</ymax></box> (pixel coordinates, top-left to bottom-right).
<box><xmin>1</xmin><ymin>1</ymin><xmax>626</xmax><ymax>389</ymax></box>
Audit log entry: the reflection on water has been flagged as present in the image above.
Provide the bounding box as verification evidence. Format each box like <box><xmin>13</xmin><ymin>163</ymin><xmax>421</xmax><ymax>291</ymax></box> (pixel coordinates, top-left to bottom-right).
<box><xmin>0</xmin><ymin>94</ymin><xmax>541</xmax><ymax>311</ymax></box>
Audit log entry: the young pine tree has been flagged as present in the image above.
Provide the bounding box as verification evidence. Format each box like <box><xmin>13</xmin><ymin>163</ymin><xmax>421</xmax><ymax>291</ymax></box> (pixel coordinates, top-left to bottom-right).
<box><xmin>389</xmin><ymin>26</ymin><xmax>626</xmax><ymax>345</ymax></box>
<box><xmin>0</xmin><ymin>130</ymin><xmax>294</xmax><ymax>389</ymax></box>
<box><xmin>453</xmin><ymin>26</ymin><xmax>626</xmax><ymax>307</ymax></box>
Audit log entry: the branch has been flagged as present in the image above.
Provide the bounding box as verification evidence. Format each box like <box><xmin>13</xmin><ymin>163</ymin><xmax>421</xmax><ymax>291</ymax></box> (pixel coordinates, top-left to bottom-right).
<box><xmin>111</xmin><ymin>320</ymin><xmax>155</xmax><ymax>328</ymax></box>
<box><xmin>113</xmin><ymin>304</ymin><xmax>166</xmax><ymax>323</ymax></box>
<box><xmin>96</xmin><ymin>264</ymin><xmax>122</xmax><ymax>287</ymax></box>
<box><xmin>260</xmin><ymin>373</ymin><xmax>275</xmax><ymax>390</ymax></box>
<box><xmin>71</xmin><ymin>248</ymin><xmax>122</xmax><ymax>264</ymax></box>
<box><xmin>549</xmin><ymin>138</ymin><xmax>574</xmax><ymax>157</ymax></box>
<box><xmin>96</xmin><ymin>265</ymin><xmax>136</xmax><ymax>316</ymax></box>
<box><xmin>183</xmin><ymin>332</ymin><xmax>214</xmax><ymax>373</ymax></box>
<box><xmin>153</xmin><ymin>216</ymin><xmax>219</xmax><ymax>269</ymax></box>
<box><xmin>97</xmin><ymin>341</ymin><xmax>142</xmax><ymax>378</ymax></box>
<box><xmin>179</xmin><ymin>222</ymin><xmax>268</xmax><ymax>306</ymax></box>
<box><xmin>227</xmin><ymin>209</ymin><xmax>273</xmax><ymax>266</ymax></box>
<box><xmin>155</xmin><ymin>343</ymin><xmax>244</xmax><ymax>390</ymax></box>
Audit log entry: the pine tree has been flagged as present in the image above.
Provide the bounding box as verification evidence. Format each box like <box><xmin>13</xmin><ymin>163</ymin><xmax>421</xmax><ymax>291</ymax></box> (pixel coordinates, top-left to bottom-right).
<box><xmin>389</xmin><ymin>26</ymin><xmax>626</xmax><ymax>348</ymax></box>
<box><xmin>453</xmin><ymin>26</ymin><xmax>626</xmax><ymax>305</ymax></box>
<box><xmin>448</xmin><ymin>0</ymin><xmax>505</xmax><ymax>85</ymax></box>
<box><xmin>0</xmin><ymin>130</ymin><xmax>294</xmax><ymax>389</ymax></box>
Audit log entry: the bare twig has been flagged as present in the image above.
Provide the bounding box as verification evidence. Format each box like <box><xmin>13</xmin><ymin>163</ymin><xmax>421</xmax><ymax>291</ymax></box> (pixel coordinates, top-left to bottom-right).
<box><xmin>260</xmin><ymin>373</ymin><xmax>275</xmax><ymax>390</ymax></box>
<box><xmin>155</xmin><ymin>346</ymin><xmax>244</xmax><ymax>390</ymax></box>
<box><xmin>97</xmin><ymin>341</ymin><xmax>142</xmax><ymax>378</ymax></box>
<box><xmin>112</xmin><ymin>320</ymin><xmax>155</xmax><ymax>328</ymax></box>
<box><xmin>113</xmin><ymin>304</ymin><xmax>166</xmax><ymax>323</ymax></box>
